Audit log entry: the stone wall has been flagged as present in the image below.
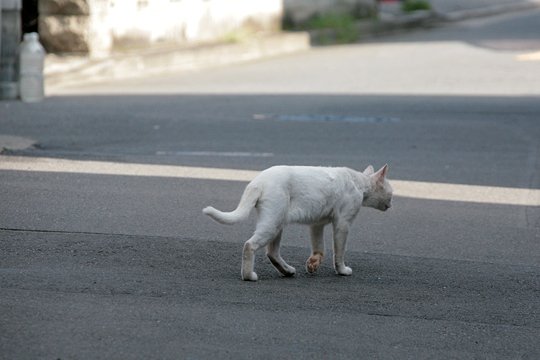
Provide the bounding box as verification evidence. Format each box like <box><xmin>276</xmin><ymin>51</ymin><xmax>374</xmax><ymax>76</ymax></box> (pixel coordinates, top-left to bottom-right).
<box><xmin>38</xmin><ymin>0</ymin><xmax>283</xmax><ymax>57</ymax></box>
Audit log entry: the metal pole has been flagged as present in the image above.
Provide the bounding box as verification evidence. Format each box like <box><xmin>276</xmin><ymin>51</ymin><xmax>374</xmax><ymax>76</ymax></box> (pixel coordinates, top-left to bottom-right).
<box><xmin>0</xmin><ymin>0</ymin><xmax>22</xmax><ymax>100</ymax></box>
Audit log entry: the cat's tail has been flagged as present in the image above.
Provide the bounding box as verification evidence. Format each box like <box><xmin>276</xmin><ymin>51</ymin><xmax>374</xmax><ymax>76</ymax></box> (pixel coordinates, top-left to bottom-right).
<box><xmin>202</xmin><ymin>183</ymin><xmax>261</xmax><ymax>225</ymax></box>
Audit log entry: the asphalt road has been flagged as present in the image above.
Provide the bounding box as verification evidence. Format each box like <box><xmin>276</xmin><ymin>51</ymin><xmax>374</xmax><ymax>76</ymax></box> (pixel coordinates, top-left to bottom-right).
<box><xmin>1</xmin><ymin>9</ymin><xmax>540</xmax><ymax>359</ymax></box>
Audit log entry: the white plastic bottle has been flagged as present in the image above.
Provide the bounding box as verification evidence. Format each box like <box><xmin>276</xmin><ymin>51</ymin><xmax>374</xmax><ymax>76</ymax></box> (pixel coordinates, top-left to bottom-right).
<box><xmin>19</xmin><ymin>32</ymin><xmax>46</xmax><ymax>103</ymax></box>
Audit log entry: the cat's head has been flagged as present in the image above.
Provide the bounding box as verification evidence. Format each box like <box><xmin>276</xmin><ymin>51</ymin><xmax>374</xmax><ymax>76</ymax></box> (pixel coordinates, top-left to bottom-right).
<box><xmin>362</xmin><ymin>164</ymin><xmax>393</xmax><ymax>211</ymax></box>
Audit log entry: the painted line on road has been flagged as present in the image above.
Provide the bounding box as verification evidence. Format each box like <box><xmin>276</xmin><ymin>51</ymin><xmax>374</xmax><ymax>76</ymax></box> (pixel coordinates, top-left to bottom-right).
<box><xmin>253</xmin><ymin>113</ymin><xmax>400</xmax><ymax>124</ymax></box>
<box><xmin>516</xmin><ymin>51</ymin><xmax>540</xmax><ymax>62</ymax></box>
<box><xmin>391</xmin><ymin>180</ymin><xmax>539</xmax><ymax>207</ymax></box>
<box><xmin>0</xmin><ymin>155</ymin><xmax>256</xmax><ymax>182</ymax></box>
<box><xmin>1</xmin><ymin>155</ymin><xmax>538</xmax><ymax>207</ymax></box>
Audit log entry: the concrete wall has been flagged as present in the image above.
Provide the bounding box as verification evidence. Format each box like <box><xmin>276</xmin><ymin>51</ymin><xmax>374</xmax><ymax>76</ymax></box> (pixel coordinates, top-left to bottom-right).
<box><xmin>38</xmin><ymin>0</ymin><xmax>283</xmax><ymax>57</ymax></box>
<box><xmin>108</xmin><ymin>0</ymin><xmax>282</xmax><ymax>46</ymax></box>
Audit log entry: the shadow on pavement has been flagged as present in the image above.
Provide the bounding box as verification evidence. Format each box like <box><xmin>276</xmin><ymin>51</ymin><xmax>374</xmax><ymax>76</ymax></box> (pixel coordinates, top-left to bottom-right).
<box><xmin>1</xmin><ymin>229</ymin><xmax>539</xmax><ymax>358</ymax></box>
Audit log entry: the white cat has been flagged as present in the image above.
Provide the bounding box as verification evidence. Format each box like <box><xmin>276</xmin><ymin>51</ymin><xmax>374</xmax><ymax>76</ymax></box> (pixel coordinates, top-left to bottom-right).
<box><xmin>203</xmin><ymin>164</ymin><xmax>392</xmax><ymax>281</ymax></box>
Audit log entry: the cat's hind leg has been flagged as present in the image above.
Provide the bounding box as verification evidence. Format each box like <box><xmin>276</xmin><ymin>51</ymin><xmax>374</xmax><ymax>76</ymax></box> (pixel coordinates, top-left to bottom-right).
<box><xmin>242</xmin><ymin>193</ymin><xmax>290</xmax><ymax>281</ymax></box>
<box><xmin>242</xmin><ymin>212</ymin><xmax>285</xmax><ymax>281</ymax></box>
<box><xmin>266</xmin><ymin>230</ymin><xmax>296</xmax><ymax>277</ymax></box>
<box><xmin>242</xmin><ymin>237</ymin><xmax>261</xmax><ymax>281</ymax></box>
<box><xmin>306</xmin><ymin>224</ymin><xmax>325</xmax><ymax>273</ymax></box>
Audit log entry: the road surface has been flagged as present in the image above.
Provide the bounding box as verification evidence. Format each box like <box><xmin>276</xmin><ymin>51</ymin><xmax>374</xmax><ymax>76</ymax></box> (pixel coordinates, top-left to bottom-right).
<box><xmin>1</xmin><ymin>9</ymin><xmax>539</xmax><ymax>359</ymax></box>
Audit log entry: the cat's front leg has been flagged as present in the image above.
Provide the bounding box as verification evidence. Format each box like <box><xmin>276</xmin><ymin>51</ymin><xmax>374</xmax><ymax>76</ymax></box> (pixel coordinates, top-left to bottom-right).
<box><xmin>332</xmin><ymin>221</ymin><xmax>353</xmax><ymax>276</ymax></box>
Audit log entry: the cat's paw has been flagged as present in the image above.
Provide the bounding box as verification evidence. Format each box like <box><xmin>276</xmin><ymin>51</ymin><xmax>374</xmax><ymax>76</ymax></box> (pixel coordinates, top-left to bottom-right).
<box><xmin>306</xmin><ymin>254</ymin><xmax>323</xmax><ymax>273</ymax></box>
<box><xmin>336</xmin><ymin>266</ymin><xmax>353</xmax><ymax>276</ymax></box>
<box><xmin>282</xmin><ymin>265</ymin><xmax>296</xmax><ymax>277</ymax></box>
<box><xmin>242</xmin><ymin>271</ymin><xmax>258</xmax><ymax>281</ymax></box>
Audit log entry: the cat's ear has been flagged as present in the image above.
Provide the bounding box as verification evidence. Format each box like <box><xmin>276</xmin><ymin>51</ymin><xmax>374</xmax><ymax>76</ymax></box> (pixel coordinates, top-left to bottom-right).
<box><xmin>363</xmin><ymin>165</ymin><xmax>375</xmax><ymax>175</ymax></box>
<box><xmin>373</xmin><ymin>164</ymin><xmax>389</xmax><ymax>184</ymax></box>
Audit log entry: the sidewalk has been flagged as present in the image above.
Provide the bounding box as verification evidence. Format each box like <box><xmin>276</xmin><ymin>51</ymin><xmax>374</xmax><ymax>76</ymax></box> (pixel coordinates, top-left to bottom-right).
<box><xmin>45</xmin><ymin>0</ymin><xmax>540</xmax><ymax>92</ymax></box>
<box><xmin>45</xmin><ymin>32</ymin><xmax>311</xmax><ymax>91</ymax></box>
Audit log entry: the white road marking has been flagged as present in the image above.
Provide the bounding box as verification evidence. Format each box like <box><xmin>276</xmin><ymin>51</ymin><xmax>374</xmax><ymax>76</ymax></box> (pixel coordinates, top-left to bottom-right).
<box><xmin>1</xmin><ymin>156</ymin><xmax>538</xmax><ymax>206</ymax></box>
<box><xmin>516</xmin><ymin>51</ymin><xmax>540</xmax><ymax>61</ymax></box>
<box><xmin>392</xmin><ymin>180</ymin><xmax>539</xmax><ymax>207</ymax></box>
<box><xmin>0</xmin><ymin>156</ymin><xmax>256</xmax><ymax>182</ymax></box>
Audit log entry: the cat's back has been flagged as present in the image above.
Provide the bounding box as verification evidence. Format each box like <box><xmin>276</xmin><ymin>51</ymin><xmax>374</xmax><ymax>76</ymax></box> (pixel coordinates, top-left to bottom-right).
<box><xmin>255</xmin><ymin>165</ymin><xmax>355</xmax><ymax>188</ymax></box>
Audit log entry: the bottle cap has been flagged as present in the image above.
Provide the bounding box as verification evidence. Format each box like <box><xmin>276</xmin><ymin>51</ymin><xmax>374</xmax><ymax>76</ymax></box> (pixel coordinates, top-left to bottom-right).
<box><xmin>23</xmin><ymin>32</ymin><xmax>39</xmax><ymax>42</ymax></box>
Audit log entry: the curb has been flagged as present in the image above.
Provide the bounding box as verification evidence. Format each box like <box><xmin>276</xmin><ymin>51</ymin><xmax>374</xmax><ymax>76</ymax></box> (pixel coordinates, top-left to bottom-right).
<box><xmin>363</xmin><ymin>10</ymin><xmax>435</xmax><ymax>36</ymax></box>
<box><xmin>45</xmin><ymin>32</ymin><xmax>310</xmax><ymax>91</ymax></box>
<box><xmin>308</xmin><ymin>10</ymin><xmax>434</xmax><ymax>45</ymax></box>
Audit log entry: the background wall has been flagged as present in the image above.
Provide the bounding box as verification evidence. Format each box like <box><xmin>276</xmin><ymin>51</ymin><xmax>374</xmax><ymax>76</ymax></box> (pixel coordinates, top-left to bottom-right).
<box><xmin>38</xmin><ymin>0</ymin><xmax>283</xmax><ymax>57</ymax></box>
